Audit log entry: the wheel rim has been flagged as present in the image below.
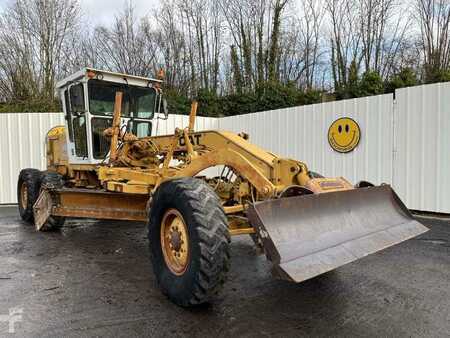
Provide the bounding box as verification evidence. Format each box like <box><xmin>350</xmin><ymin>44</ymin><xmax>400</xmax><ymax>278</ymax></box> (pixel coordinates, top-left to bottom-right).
<box><xmin>160</xmin><ymin>209</ymin><xmax>190</xmax><ymax>276</ymax></box>
<box><xmin>20</xmin><ymin>182</ymin><xmax>28</xmax><ymax>209</ymax></box>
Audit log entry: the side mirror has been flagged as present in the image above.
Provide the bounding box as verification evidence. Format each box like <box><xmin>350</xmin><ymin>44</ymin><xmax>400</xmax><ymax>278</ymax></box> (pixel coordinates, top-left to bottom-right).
<box><xmin>69</xmin><ymin>84</ymin><xmax>85</xmax><ymax>113</ymax></box>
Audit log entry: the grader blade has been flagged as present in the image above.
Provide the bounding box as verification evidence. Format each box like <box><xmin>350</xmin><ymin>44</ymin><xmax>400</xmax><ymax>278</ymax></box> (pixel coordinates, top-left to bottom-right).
<box><xmin>248</xmin><ymin>185</ymin><xmax>428</xmax><ymax>282</ymax></box>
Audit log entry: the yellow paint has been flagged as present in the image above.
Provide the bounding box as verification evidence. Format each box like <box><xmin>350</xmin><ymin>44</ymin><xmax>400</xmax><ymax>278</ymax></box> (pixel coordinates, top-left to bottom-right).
<box><xmin>228</xmin><ymin>218</ymin><xmax>255</xmax><ymax>236</ymax></box>
<box><xmin>42</xmin><ymin>93</ymin><xmax>361</xmax><ymax>230</ymax></box>
<box><xmin>160</xmin><ymin>209</ymin><xmax>190</xmax><ymax>276</ymax></box>
<box><xmin>224</xmin><ymin>205</ymin><xmax>245</xmax><ymax>214</ymax></box>
<box><xmin>328</xmin><ymin>117</ymin><xmax>361</xmax><ymax>153</ymax></box>
<box><xmin>105</xmin><ymin>181</ymin><xmax>149</xmax><ymax>194</ymax></box>
<box><xmin>46</xmin><ymin>126</ymin><xmax>69</xmax><ymax>172</ymax></box>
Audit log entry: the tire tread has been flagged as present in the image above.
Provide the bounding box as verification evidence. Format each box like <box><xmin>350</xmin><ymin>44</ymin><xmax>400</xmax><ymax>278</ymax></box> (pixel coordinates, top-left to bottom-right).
<box><xmin>149</xmin><ymin>177</ymin><xmax>230</xmax><ymax>307</ymax></box>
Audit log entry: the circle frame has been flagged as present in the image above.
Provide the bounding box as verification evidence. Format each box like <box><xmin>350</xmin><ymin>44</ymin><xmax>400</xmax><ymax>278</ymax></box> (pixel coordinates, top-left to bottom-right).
<box><xmin>327</xmin><ymin>117</ymin><xmax>361</xmax><ymax>153</ymax></box>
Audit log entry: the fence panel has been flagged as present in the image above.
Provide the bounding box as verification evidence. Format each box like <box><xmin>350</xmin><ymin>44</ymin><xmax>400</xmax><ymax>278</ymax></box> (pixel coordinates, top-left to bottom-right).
<box><xmin>219</xmin><ymin>94</ymin><xmax>394</xmax><ymax>187</ymax></box>
<box><xmin>0</xmin><ymin>113</ymin><xmax>64</xmax><ymax>204</ymax></box>
<box><xmin>394</xmin><ymin>83</ymin><xmax>450</xmax><ymax>213</ymax></box>
<box><xmin>2</xmin><ymin>86</ymin><xmax>449</xmax><ymax>214</ymax></box>
<box><xmin>0</xmin><ymin>113</ymin><xmax>217</xmax><ymax>204</ymax></box>
<box><xmin>153</xmin><ymin>115</ymin><xmax>217</xmax><ymax>136</ymax></box>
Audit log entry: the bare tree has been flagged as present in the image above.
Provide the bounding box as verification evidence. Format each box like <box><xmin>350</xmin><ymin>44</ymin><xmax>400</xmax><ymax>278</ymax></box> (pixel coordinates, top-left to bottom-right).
<box><xmin>414</xmin><ymin>0</ymin><xmax>450</xmax><ymax>81</ymax></box>
<box><xmin>326</xmin><ymin>0</ymin><xmax>363</xmax><ymax>89</ymax></box>
<box><xmin>176</xmin><ymin>0</ymin><xmax>224</xmax><ymax>92</ymax></box>
<box><xmin>0</xmin><ymin>0</ymin><xmax>81</xmax><ymax>102</ymax></box>
<box><xmin>92</xmin><ymin>1</ymin><xmax>158</xmax><ymax>77</ymax></box>
<box><xmin>279</xmin><ymin>0</ymin><xmax>325</xmax><ymax>89</ymax></box>
<box><xmin>0</xmin><ymin>0</ymin><xmax>438</xmax><ymax>107</ymax></box>
<box><xmin>153</xmin><ymin>1</ymin><xmax>190</xmax><ymax>92</ymax></box>
<box><xmin>359</xmin><ymin>0</ymin><xmax>411</xmax><ymax>78</ymax></box>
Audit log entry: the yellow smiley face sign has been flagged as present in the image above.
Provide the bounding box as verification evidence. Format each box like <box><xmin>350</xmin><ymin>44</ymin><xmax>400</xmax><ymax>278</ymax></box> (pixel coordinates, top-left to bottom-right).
<box><xmin>328</xmin><ymin>117</ymin><xmax>361</xmax><ymax>153</ymax></box>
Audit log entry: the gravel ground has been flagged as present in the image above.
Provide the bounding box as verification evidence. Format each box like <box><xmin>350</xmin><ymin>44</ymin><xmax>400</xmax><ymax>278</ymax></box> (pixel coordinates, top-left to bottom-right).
<box><xmin>0</xmin><ymin>205</ymin><xmax>449</xmax><ymax>337</ymax></box>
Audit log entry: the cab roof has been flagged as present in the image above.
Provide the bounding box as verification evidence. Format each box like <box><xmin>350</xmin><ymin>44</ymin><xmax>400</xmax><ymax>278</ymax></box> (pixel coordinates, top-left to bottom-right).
<box><xmin>56</xmin><ymin>67</ymin><xmax>163</xmax><ymax>90</ymax></box>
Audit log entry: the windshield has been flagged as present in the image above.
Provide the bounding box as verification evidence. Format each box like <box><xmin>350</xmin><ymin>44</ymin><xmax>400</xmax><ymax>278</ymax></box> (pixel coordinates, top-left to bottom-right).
<box><xmin>88</xmin><ymin>79</ymin><xmax>157</xmax><ymax>119</ymax></box>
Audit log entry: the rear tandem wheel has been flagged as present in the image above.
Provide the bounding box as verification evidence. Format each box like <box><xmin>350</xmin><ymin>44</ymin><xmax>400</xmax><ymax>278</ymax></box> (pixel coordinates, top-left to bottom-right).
<box><xmin>17</xmin><ymin>168</ymin><xmax>42</xmax><ymax>223</ymax></box>
<box><xmin>17</xmin><ymin>169</ymin><xmax>65</xmax><ymax>230</ymax></box>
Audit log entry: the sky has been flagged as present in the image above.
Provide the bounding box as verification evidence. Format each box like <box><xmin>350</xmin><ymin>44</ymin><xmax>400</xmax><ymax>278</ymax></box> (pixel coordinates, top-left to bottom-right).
<box><xmin>0</xmin><ymin>0</ymin><xmax>159</xmax><ymax>26</ymax></box>
<box><xmin>78</xmin><ymin>0</ymin><xmax>159</xmax><ymax>26</ymax></box>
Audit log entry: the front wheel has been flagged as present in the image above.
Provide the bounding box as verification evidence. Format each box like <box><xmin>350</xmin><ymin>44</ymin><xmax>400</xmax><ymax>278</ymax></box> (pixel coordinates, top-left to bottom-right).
<box><xmin>148</xmin><ymin>178</ymin><xmax>230</xmax><ymax>307</ymax></box>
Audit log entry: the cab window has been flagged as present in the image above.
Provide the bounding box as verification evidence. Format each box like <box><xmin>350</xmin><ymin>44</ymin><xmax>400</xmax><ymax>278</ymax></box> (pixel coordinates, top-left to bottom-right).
<box><xmin>73</xmin><ymin>115</ymin><xmax>88</xmax><ymax>158</ymax></box>
<box><xmin>91</xmin><ymin>118</ymin><xmax>111</xmax><ymax>159</ymax></box>
<box><xmin>64</xmin><ymin>89</ymin><xmax>74</xmax><ymax>142</ymax></box>
<box><xmin>69</xmin><ymin>84</ymin><xmax>85</xmax><ymax>112</ymax></box>
<box><xmin>88</xmin><ymin>79</ymin><xmax>157</xmax><ymax>119</ymax></box>
<box><xmin>133</xmin><ymin>87</ymin><xmax>157</xmax><ymax>119</ymax></box>
<box><xmin>128</xmin><ymin>120</ymin><xmax>152</xmax><ymax>138</ymax></box>
<box><xmin>88</xmin><ymin>80</ymin><xmax>130</xmax><ymax>116</ymax></box>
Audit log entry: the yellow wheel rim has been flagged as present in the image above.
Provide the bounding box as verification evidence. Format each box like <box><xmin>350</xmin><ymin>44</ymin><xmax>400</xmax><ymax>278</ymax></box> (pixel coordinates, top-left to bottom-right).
<box><xmin>20</xmin><ymin>182</ymin><xmax>28</xmax><ymax>209</ymax></box>
<box><xmin>160</xmin><ymin>209</ymin><xmax>190</xmax><ymax>276</ymax></box>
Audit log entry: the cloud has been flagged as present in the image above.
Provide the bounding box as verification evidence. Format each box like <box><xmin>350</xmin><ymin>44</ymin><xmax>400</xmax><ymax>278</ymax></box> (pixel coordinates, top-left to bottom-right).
<box><xmin>0</xmin><ymin>0</ymin><xmax>160</xmax><ymax>22</ymax></box>
<box><xmin>78</xmin><ymin>0</ymin><xmax>159</xmax><ymax>26</ymax></box>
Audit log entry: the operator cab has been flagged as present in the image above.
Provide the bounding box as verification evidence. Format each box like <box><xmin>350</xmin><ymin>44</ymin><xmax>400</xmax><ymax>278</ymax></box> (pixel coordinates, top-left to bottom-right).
<box><xmin>56</xmin><ymin>68</ymin><xmax>167</xmax><ymax>164</ymax></box>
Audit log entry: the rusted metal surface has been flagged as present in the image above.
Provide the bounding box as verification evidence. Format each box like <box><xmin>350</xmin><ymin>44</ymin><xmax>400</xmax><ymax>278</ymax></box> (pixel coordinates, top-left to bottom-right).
<box><xmin>188</xmin><ymin>101</ymin><xmax>198</xmax><ymax>131</ymax></box>
<box><xmin>228</xmin><ymin>217</ymin><xmax>255</xmax><ymax>236</ymax></box>
<box><xmin>33</xmin><ymin>190</ymin><xmax>53</xmax><ymax>230</ymax></box>
<box><xmin>305</xmin><ymin>177</ymin><xmax>353</xmax><ymax>193</ymax></box>
<box><xmin>248</xmin><ymin>185</ymin><xmax>429</xmax><ymax>282</ymax></box>
<box><xmin>52</xmin><ymin>188</ymin><xmax>148</xmax><ymax>222</ymax></box>
<box><xmin>160</xmin><ymin>208</ymin><xmax>190</xmax><ymax>276</ymax></box>
<box><xmin>109</xmin><ymin>91</ymin><xmax>123</xmax><ymax>162</ymax></box>
<box><xmin>223</xmin><ymin>205</ymin><xmax>245</xmax><ymax>214</ymax></box>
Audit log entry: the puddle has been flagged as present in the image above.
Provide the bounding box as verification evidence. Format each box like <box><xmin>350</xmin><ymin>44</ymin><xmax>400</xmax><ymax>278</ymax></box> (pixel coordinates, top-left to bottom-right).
<box><xmin>417</xmin><ymin>238</ymin><xmax>448</xmax><ymax>245</ymax></box>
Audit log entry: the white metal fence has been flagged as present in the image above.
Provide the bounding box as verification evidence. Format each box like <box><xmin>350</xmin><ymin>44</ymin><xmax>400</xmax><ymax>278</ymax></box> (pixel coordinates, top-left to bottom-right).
<box><xmin>0</xmin><ymin>112</ymin><xmax>64</xmax><ymax>205</ymax></box>
<box><xmin>219</xmin><ymin>94</ymin><xmax>394</xmax><ymax>187</ymax></box>
<box><xmin>219</xmin><ymin>83</ymin><xmax>450</xmax><ymax>213</ymax></box>
<box><xmin>0</xmin><ymin>113</ymin><xmax>217</xmax><ymax>204</ymax></box>
<box><xmin>394</xmin><ymin>83</ymin><xmax>450</xmax><ymax>213</ymax></box>
<box><xmin>1</xmin><ymin>82</ymin><xmax>449</xmax><ymax>213</ymax></box>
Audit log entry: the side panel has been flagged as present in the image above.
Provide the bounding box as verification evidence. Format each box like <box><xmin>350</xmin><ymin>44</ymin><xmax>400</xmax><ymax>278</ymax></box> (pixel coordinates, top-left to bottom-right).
<box><xmin>52</xmin><ymin>189</ymin><xmax>149</xmax><ymax>222</ymax></box>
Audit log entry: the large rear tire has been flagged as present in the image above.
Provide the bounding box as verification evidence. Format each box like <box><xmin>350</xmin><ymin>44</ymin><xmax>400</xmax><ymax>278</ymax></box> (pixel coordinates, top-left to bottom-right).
<box><xmin>17</xmin><ymin>169</ymin><xmax>42</xmax><ymax>223</ymax></box>
<box><xmin>17</xmin><ymin>169</ymin><xmax>66</xmax><ymax>230</ymax></box>
<box><xmin>148</xmin><ymin>178</ymin><xmax>230</xmax><ymax>307</ymax></box>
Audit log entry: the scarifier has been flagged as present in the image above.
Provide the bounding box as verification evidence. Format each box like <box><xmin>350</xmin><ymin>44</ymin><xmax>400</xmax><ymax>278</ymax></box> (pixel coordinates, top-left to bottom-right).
<box><xmin>17</xmin><ymin>68</ymin><xmax>428</xmax><ymax>307</ymax></box>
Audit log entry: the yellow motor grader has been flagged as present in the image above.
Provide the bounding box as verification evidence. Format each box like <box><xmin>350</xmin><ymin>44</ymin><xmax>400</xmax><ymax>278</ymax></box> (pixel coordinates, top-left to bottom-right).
<box><xmin>17</xmin><ymin>68</ymin><xmax>428</xmax><ymax>307</ymax></box>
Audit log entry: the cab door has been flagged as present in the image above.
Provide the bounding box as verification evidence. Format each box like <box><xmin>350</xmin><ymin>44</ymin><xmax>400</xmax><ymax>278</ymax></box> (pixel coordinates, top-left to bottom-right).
<box><xmin>64</xmin><ymin>83</ymin><xmax>89</xmax><ymax>162</ymax></box>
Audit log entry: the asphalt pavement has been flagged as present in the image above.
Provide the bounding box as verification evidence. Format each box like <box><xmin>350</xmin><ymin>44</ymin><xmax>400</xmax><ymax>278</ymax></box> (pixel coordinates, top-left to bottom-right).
<box><xmin>0</xmin><ymin>205</ymin><xmax>449</xmax><ymax>337</ymax></box>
